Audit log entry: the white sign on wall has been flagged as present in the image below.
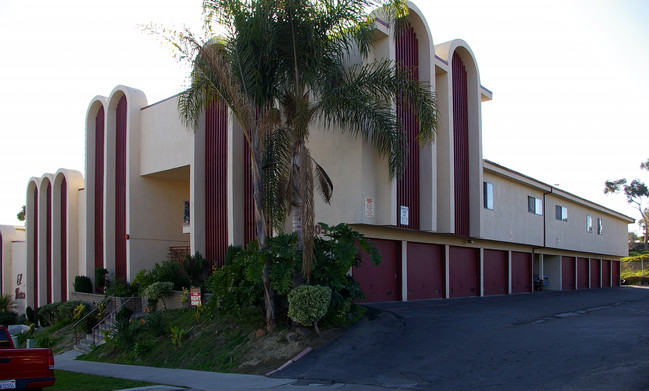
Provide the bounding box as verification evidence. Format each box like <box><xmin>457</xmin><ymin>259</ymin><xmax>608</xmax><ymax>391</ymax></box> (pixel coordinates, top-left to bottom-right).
<box><xmin>400</xmin><ymin>206</ymin><xmax>409</xmax><ymax>226</ymax></box>
<box><xmin>364</xmin><ymin>197</ymin><xmax>374</xmax><ymax>218</ymax></box>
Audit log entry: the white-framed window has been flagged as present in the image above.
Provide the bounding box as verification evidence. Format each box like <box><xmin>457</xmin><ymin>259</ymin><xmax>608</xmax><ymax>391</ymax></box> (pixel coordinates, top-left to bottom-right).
<box><xmin>528</xmin><ymin>196</ymin><xmax>542</xmax><ymax>215</ymax></box>
<box><xmin>483</xmin><ymin>182</ymin><xmax>494</xmax><ymax>210</ymax></box>
<box><xmin>586</xmin><ymin>215</ymin><xmax>593</xmax><ymax>233</ymax></box>
<box><xmin>597</xmin><ymin>218</ymin><xmax>603</xmax><ymax>235</ymax></box>
<box><xmin>555</xmin><ymin>205</ymin><xmax>568</xmax><ymax>222</ymax></box>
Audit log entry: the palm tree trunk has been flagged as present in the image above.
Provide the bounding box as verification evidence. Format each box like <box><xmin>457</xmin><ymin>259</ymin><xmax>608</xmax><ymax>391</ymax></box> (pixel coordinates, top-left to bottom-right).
<box><xmin>251</xmin><ymin>147</ymin><xmax>277</xmax><ymax>329</ymax></box>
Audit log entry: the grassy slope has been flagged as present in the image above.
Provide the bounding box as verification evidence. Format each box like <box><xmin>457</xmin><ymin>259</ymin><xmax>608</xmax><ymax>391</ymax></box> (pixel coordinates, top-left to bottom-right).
<box><xmin>75</xmin><ymin>307</ymin><xmax>347</xmax><ymax>375</ymax></box>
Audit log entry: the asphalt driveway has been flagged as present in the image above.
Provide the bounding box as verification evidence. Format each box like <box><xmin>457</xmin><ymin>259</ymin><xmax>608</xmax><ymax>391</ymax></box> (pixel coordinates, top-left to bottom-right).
<box><xmin>275</xmin><ymin>286</ymin><xmax>649</xmax><ymax>390</ymax></box>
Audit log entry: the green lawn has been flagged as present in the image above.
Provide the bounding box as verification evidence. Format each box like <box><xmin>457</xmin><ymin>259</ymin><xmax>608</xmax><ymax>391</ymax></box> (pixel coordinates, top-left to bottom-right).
<box><xmin>49</xmin><ymin>370</ymin><xmax>160</xmax><ymax>391</ymax></box>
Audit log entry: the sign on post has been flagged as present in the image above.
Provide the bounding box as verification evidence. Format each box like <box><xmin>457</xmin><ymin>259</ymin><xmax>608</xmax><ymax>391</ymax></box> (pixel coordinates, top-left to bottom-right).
<box><xmin>190</xmin><ymin>287</ymin><xmax>201</xmax><ymax>306</ymax></box>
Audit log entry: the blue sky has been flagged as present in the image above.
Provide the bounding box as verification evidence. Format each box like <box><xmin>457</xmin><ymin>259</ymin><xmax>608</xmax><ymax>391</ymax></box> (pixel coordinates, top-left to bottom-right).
<box><xmin>1</xmin><ymin>0</ymin><xmax>648</xmax><ymax>232</ymax></box>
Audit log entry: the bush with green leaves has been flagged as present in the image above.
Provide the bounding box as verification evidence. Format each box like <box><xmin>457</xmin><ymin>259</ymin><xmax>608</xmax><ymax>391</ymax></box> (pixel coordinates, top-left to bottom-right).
<box><xmin>25</xmin><ymin>306</ymin><xmax>37</xmax><ymax>325</ymax></box>
<box><xmin>105</xmin><ymin>277</ymin><xmax>138</xmax><ymax>298</ymax></box>
<box><xmin>288</xmin><ymin>285</ymin><xmax>332</xmax><ymax>334</ymax></box>
<box><xmin>144</xmin><ymin>282</ymin><xmax>174</xmax><ymax>310</ymax></box>
<box><xmin>37</xmin><ymin>302</ymin><xmax>63</xmax><ymax>327</ymax></box>
<box><xmin>143</xmin><ymin>311</ymin><xmax>167</xmax><ymax>337</ymax></box>
<box><xmin>116</xmin><ymin>306</ymin><xmax>133</xmax><ymax>323</ymax></box>
<box><xmin>57</xmin><ymin>300</ymin><xmax>87</xmax><ymax>322</ymax></box>
<box><xmin>95</xmin><ymin>267</ymin><xmax>109</xmax><ymax>292</ymax></box>
<box><xmin>205</xmin><ymin>223</ymin><xmax>380</xmax><ymax>327</ymax></box>
<box><xmin>73</xmin><ymin>275</ymin><xmax>93</xmax><ymax>293</ymax></box>
<box><xmin>181</xmin><ymin>252</ymin><xmax>210</xmax><ymax>287</ymax></box>
<box><xmin>0</xmin><ymin>312</ymin><xmax>18</xmax><ymax>326</ymax></box>
<box><xmin>134</xmin><ymin>260</ymin><xmax>190</xmax><ymax>294</ymax></box>
<box><xmin>205</xmin><ymin>241</ymin><xmax>265</xmax><ymax>318</ymax></box>
<box><xmin>0</xmin><ymin>294</ymin><xmax>17</xmax><ymax>313</ymax></box>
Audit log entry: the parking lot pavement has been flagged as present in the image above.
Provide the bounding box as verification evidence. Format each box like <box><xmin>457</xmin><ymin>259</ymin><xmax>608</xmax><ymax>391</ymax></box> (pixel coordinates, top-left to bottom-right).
<box><xmin>275</xmin><ymin>286</ymin><xmax>649</xmax><ymax>391</ymax></box>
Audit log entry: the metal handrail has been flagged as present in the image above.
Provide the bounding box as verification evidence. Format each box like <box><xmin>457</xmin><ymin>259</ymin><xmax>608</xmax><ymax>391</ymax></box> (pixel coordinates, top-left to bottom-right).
<box><xmin>90</xmin><ymin>295</ymin><xmax>138</xmax><ymax>345</ymax></box>
<box><xmin>72</xmin><ymin>295</ymin><xmax>115</xmax><ymax>345</ymax></box>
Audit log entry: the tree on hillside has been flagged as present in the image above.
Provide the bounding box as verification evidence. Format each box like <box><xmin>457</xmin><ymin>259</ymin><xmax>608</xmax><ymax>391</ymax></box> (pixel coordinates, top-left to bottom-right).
<box><xmin>605</xmin><ymin>159</ymin><xmax>649</xmax><ymax>244</ymax></box>
<box><xmin>17</xmin><ymin>205</ymin><xmax>25</xmax><ymax>222</ymax></box>
<box><xmin>154</xmin><ymin>0</ymin><xmax>438</xmax><ymax>327</ymax></box>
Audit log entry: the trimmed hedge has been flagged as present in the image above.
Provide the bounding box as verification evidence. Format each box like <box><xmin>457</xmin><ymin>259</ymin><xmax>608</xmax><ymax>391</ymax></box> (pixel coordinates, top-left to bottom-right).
<box><xmin>287</xmin><ymin>285</ymin><xmax>332</xmax><ymax>327</ymax></box>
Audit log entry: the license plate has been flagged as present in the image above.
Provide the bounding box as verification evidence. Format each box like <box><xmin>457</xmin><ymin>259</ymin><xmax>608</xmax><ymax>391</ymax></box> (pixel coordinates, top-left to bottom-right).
<box><xmin>0</xmin><ymin>380</ymin><xmax>15</xmax><ymax>389</ymax></box>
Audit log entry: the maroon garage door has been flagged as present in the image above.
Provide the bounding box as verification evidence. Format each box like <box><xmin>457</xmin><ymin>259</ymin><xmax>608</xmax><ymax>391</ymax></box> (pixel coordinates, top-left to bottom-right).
<box><xmin>407</xmin><ymin>242</ymin><xmax>445</xmax><ymax>300</ymax></box>
<box><xmin>590</xmin><ymin>259</ymin><xmax>601</xmax><ymax>289</ymax></box>
<box><xmin>612</xmin><ymin>261</ymin><xmax>620</xmax><ymax>287</ymax></box>
<box><xmin>484</xmin><ymin>249</ymin><xmax>508</xmax><ymax>296</ymax></box>
<box><xmin>511</xmin><ymin>252</ymin><xmax>532</xmax><ymax>294</ymax></box>
<box><xmin>577</xmin><ymin>258</ymin><xmax>589</xmax><ymax>289</ymax></box>
<box><xmin>449</xmin><ymin>246</ymin><xmax>479</xmax><ymax>298</ymax></box>
<box><xmin>561</xmin><ymin>257</ymin><xmax>576</xmax><ymax>290</ymax></box>
<box><xmin>354</xmin><ymin>239</ymin><xmax>401</xmax><ymax>302</ymax></box>
<box><xmin>602</xmin><ymin>260</ymin><xmax>611</xmax><ymax>287</ymax></box>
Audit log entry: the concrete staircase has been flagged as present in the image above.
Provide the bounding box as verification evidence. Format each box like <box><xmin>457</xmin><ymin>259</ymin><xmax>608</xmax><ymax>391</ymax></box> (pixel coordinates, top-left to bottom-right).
<box><xmin>73</xmin><ymin>316</ymin><xmax>116</xmax><ymax>353</ymax></box>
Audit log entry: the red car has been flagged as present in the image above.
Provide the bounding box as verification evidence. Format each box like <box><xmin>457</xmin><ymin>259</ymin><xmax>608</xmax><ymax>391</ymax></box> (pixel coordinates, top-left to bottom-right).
<box><xmin>0</xmin><ymin>327</ymin><xmax>55</xmax><ymax>390</ymax></box>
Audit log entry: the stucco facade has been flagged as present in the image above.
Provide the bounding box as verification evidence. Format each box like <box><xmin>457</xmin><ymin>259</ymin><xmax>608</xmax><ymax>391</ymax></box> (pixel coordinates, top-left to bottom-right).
<box><xmin>2</xmin><ymin>1</ymin><xmax>633</xmax><ymax>308</ymax></box>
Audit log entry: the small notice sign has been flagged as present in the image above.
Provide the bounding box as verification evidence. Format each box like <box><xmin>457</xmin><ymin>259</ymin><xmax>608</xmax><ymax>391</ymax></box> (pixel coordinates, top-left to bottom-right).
<box><xmin>400</xmin><ymin>206</ymin><xmax>409</xmax><ymax>226</ymax></box>
<box><xmin>365</xmin><ymin>198</ymin><xmax>374</xmax><ymax>218</ymax></box>
<box><xmin>190</xmin><ymin>287</ymin><xmax>201</xmax><ymax>306</ymax></box>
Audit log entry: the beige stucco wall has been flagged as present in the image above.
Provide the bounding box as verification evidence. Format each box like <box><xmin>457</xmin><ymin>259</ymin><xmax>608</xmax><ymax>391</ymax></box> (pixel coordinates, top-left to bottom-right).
<box><xmin>482</xmin><ymin>162</ymin><xmax>632</xmax><ymax>257</ymax></box>
<box><xmin>1</xmin><ymin>226</ymin><xmax>26</xmax><ymax>314</ymax></box>
<box><xmin>480</xmin><ymin>171</ymin><xmax>546</xmax><ymax>246</ymax></box>
<box><xmin>545</xmin><ymin>193</ymin><xmax>630</xmax><ymax>257</ymax></box>
<box><xmin>10</xmin><ymin>241</ymin><xmax>26</xmax><ymax>314</ymax></box>
<box><xmin>140</xmin><ymin>95</ymin><xmax>193</xmax><ymax>176</ymax></box>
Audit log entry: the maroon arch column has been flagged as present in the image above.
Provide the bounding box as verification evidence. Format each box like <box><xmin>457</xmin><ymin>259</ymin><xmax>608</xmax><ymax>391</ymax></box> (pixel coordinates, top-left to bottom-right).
<box><xmin>95</xmin><ymin>106</ymin><xmax>105</xmax><ymax>279</ymax></box>
<box><xmin>395</xmin><ymin>24</ymin><xmax>420</xmax><ymax>230</ymax></box>
<box><xmin>115</xmin><ymin>96</ymin><xmax>127</xmax><ymax>280</ymax></box>
<box><xmin>46</xmin><ymin>182</ymin><xmax>52</xmax><ymax>304</ymax></box>
<box><xmin>452</xmin><ymin>52</ymin><xmax>470</xmax><ymax>237</ymax></box>
<box><xmin>60</xmin><ymin>177</ymin><xmax>68</xmax><ymax>301</ymax></box>
<box><xmin>205</xmin><ymin>100</ymin><xmax>228</xmax><ymax>268</ymax></box>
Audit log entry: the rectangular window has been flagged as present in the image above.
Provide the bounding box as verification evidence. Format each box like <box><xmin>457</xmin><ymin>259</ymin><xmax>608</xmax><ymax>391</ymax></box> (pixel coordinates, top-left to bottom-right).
<box><xmin>483</xmin><ymin>182</ymin><xmax>494</xmax><ymax>210</ymax></box>
<box><xmin>528</xmin><ymin>196</ymin><xmax>542</xmax><ymax>215</ymax></box>
<box><xmin>597</xmin><ymin>218</ymin><xmax>603</xmax><ymax>235</ymax></box>
<box><xmin>586</xmin><ymin>215</ymin><xmax>593</xmax><ymax>233</ymax></box>
<box><xmin>555</xmin><ymin>205</ymin><xmax>568</xmax><ymax>222</ymax></box>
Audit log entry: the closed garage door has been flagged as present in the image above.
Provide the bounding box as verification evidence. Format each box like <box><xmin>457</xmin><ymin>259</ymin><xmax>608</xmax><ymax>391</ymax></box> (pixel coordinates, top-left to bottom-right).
<box><xmin>354</xmin><ymin>239</ymin><xmax>401</xmax><ymax>302</ymax></box>
<box><xmin>577</xmin><ymin>258</ymin><xmax>589</xmax><ymax>289</ymax></box>
<box><xmin>562</xmin><ymin>257</ymin><xmax>576</xmax><ymax>290</ymax></box>
<box><xmin>612</xmin><ymin>261</ymin><xmax>620</xmax><ymax>286</ymax></box>
<box><xmin>590</xmin><ymin>259</ymin><xmax>601</xmax><ymax>288</ymax></box>
<box><xmin>602</xmin><ymin>260</ymin><xmax>611</xmax><ymax>287</ymax></box>
<box><xmin>511</xmin><ymin>252</ymin><xmax>532</xmax><ymax>294</ymax></box>
<box><xmin>407</xmin><ymin>242</ymin><xmax>445</xmax><ymax>300</ymax></box>
<box><xmin>449</xmin><ymin>246</ymin><xmax>479</xmax><ymax>298</ymax></box>
<box><xmin>484</xmin><ymin>249</ymin><xmax>507</xmax><ymax>296</ymax></box>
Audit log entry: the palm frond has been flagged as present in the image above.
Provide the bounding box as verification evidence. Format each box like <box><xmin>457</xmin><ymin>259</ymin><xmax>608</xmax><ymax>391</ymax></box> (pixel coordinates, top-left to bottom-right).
<box><xmin>312</xmin><ymin>158</ymin><xmax>333</xmax><ymax>204</ymax></box>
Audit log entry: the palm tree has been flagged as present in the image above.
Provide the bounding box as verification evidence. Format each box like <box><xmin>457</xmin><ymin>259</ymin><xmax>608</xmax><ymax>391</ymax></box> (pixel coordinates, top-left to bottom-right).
<box><xmin>157</xmin><ymin>0</ymin><xmax>438</xmax><ymax>326</ymax></box>
<box><xmin>0</xmin><ymin>294</ymin><xmax>16</xmax><ymax>313</ymax></box>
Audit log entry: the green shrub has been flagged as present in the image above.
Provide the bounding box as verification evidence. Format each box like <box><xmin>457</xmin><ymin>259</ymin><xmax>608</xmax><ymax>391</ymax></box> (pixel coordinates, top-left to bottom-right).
<box><xmin>105</xmin><ymin>277</ymin><xmax>138</xmax><ymax>297</ymax></box>
<box><xmin>95</xmin><ymin>268</ymin><xmax>109</xmax><ymax>292</ymax></box>
<box><xmin>116</xmin><ymin>306</ymin><xmax>133</xmax><ymax>323</ymax></box>
<box><xmin>0</xmin><ymin>312</ymin><xmax>18</xmax><ymax>326</ymax></box>
<box><xmin>0</xmin><ymin>294</ymin><xmax>16</xmax><ymax>312</ymax></box>
<box><xmin>144</xmin><ymin>282</ymin><xmax>174</xmax><ymax>310</ymax></box>
<box><xmin>181</xmin><ymin>252</ymin><xmax>210</xmax><ymax>287</ymax></box>
<box><xmin>25</xmin><ymin>306</ymin><xmax>37</xmax><ymax>325</ymax></box>
<box><xmin>135</xmin><ymin>261</ymin><xmax>190</xmax><ymax>294</ymax></box>
<box><xmin>57</xmin><ymin>300</ymin><xmax>86</xmax><ymax>323</ymax></box>
<box><xmin>37</xmin><ymin>302</ymin><xmax>63</xmax><ymax>327</ymax></box>
<box><xmin>143</xmin><ymin>311</ymin><xmax>166</xmax><ymax>337</ymax></box>
<box><xmin>224</xmin><ymin>245</ymin><xmax>242</xmax><ymax>266</ymax></box>
<box><xmin>35</xmin><ymin>334</ymin><xmax>56</xmax><ymax>349</ymax></box>
<box><xmin>74</xmin><ymin>276</ymin><xmax>93</xmax><ymax>293</ymax></box>
<box><xmin>288</xmin><ymin>285</ymin><xmax>332</xmax><ymax>332</ymax></box>
<box><xmin>205</xmin><ymin>242</ymin><xmax>264</xmax><ymax>318</ymax></box>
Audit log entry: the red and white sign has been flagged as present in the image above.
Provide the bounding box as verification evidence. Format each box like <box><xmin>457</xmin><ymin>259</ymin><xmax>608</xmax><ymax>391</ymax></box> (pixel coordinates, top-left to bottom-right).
<box><xmin>190</xmin><ymin>288</ymin><xmax>201</xmax><ymax>306</ymax></box>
